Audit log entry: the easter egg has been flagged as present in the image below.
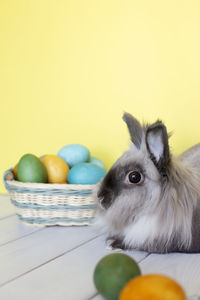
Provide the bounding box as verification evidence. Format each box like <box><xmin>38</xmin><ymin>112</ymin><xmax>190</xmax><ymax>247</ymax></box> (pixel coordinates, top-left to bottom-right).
<box><xmin>90</xmin><ymin>156</ymin><xmax>106</xmax><ymax>170</ymax></box>
<box><xmin>57</xmin><ymin>144</ymin><xmax>90</xmax><ymax>168</ymax></box>
<box><xmin>13</xmin><ymin>163</ymin><xmax>18</xmax><ymax>180</ymax></box>
<box><xmin>93</xmin><ymin>253</ymin><xmax>141</xmax><ymax>300</ymax></box>
<box><xmin>39</xmin><ymin>155</ymin><xmax>47</xmax><ymax>160</ymax></box>
<box><xmin>67</xmin><ymin>163</ymin><xmax>106</xmax><ymax>184</ymax></box>
<box><xmin>119</xmin><ymin>274</ymin><xmax>186</xmax><ymax>300</ymax></box>
<box><xmin>41</xmin><ymin>155</ymin><xmax>69</xmax><ymax>183</ymax></box>
<box><xmin>17</xmin><ymin>154</ymin><xmax>48</xmax><ymax>183</ymax></box>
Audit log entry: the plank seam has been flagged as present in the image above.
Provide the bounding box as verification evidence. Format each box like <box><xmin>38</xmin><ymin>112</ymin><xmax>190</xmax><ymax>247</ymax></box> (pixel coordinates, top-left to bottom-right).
<box><xmin>0</xmin><ymin>213</ymin><xmax>15</xmax><ymax>221</ymax></box>
<box><xmin>138</xmin><ymin>252</ymin><xmax>151</xmax><ymax>263</ymax></box>
<box><xmin>0</xmin><ymin>233</ymin><xmax>104</xmax><ymax>288</ymax></box>
<box><xmin>87</xmin><ymin>292</ymin><xmax>98</xmax><ymax>300</ymax></box>
<box><xmin>0</xmin><ymin>227</ymin><xmax>45</xmax><ymax>248</ymax></box>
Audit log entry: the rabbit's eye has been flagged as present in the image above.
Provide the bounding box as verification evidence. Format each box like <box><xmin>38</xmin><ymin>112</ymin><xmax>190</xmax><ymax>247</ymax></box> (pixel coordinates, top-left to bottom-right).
<box><xmin>128</xmin><ymin>171</ymin><xmax>142</xmax><ymax>184</ymax></box>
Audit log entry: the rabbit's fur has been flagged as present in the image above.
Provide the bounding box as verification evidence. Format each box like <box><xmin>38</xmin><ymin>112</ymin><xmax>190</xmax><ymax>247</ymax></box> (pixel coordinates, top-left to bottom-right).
<box><xmin>95</xmin><ymin>113</ymin><xmax>200</xmax><ymax>253</ymax></box>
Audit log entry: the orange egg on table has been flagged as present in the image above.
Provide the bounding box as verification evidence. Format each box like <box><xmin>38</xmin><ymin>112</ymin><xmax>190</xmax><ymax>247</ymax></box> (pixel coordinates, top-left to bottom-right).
<box><xmin>119</xmin><ymin>274</ymin><xmax>186</xmax><ymax>300</ymax></box>
<box><xmin>41</xmin><ymin>155</ymin><xmax>69</xmax><ymax>183</ymax></box>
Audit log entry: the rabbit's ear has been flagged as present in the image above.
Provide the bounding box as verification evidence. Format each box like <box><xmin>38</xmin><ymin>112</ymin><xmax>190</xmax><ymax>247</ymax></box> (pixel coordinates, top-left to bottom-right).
<box><xmin>146</xmin><ymin>121</ymin><xmax>170</xmax><ymax>174</ymax></box>
<box><xmin>123</xmin><ymin>112</ymin><xmax>143</xmax><ymax>149</ymax></box>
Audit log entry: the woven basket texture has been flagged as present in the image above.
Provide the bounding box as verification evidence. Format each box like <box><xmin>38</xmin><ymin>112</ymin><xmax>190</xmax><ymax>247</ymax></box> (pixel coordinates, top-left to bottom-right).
<box><xmin>3</xmin><ymin>169</ymin><xmax>97</xmax><ymax>226</ymax></box>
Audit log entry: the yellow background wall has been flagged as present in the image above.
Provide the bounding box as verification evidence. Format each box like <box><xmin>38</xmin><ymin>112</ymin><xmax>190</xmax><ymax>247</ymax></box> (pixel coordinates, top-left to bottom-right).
<box><xmin>1</xmin><ymin>0</ymin><xmax>200</xmax><ymax>193</ymax></box>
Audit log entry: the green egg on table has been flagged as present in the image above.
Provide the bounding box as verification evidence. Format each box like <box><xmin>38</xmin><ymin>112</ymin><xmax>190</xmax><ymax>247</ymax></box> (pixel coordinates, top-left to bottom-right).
<box><xmin>90</xmin><ymin>156</ymin><xmax>106</xmax><ymax>170</ymax></box>
<box><xmin>57</xmin><ymin>144</ymin><xmax>90</xmax><ymax>168</ymax></box>
<box><xmin>93</xmin><ymin>253</ymin><xmax>141</xmax><ymax>300</ymax></box>
<box><xmin>17</xmin><ymin>154</ymin><xmax>48</xmax><ymax>183</ymax></box>
<box><xmin>67</xmin><ymin>162</ymin><xmax>106</xmax><ymax>184</ymax></box>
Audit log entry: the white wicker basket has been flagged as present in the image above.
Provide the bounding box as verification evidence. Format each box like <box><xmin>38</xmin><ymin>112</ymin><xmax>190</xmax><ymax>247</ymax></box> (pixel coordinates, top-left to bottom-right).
<box><xmin>4</xmin><ymin>169</ymin><xmax>97</xmax><ymax>226</ymax></box>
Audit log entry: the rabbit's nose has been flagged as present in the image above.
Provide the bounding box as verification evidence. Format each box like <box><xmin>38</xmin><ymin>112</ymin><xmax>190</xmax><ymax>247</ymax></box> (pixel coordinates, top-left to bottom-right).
<box><xmin>98</xmin><ymin>195</ymin><xmax>104</xmax><ymax>202</ymax></box>
<box><xmin>97</xmin><ymin>191</ymin><xmax>113</xmax><ymax>209</ymax></box>
<box><xmin>97</xmin><ymin>193</ymin><xmax>106</xmax><ymax>207</ymax></box>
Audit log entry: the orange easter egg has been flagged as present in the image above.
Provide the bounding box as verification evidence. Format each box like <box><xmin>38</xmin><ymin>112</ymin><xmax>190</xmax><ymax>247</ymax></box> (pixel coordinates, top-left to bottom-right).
<box><xmin>119</xmin><ymin>274</ymin><xmax>186</xmax><ymax>300</ymax></box>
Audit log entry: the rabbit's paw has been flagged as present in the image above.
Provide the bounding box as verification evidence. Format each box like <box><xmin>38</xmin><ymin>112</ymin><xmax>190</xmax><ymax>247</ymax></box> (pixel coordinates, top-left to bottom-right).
<box><xmin>106</xmin><ymin>237</ymin><xmax>127</xmax><ymax>251</ymax></box>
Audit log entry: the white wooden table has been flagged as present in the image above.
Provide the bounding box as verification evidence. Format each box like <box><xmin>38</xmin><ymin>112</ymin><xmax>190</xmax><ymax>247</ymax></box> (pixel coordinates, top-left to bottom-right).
<box><xmin>0</xmin><ymin>194</ymin><xmax>200</xmax><ymax>300</ymax></box>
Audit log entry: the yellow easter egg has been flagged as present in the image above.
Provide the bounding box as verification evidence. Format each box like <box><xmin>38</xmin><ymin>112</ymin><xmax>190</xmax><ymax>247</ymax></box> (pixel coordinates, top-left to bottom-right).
<box><xmin>41</xmin><ymin>155</ymin><xmax>69</xmax><ymax>183</ymax></box>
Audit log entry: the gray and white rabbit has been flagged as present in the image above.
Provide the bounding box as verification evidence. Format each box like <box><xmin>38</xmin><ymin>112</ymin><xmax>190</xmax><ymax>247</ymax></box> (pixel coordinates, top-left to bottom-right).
<box><xmin>95</xmin><ymin>112</ymin><xmax>200</xmax><ymax>253</ymax></box>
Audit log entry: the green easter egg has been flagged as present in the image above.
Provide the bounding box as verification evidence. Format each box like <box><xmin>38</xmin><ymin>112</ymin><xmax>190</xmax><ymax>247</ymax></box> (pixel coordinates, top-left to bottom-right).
<box><xmin>93</xmin><ymin>253</ymin><xmax>141</xmax><ymax>300</ymax></box>
<box><xmin>17</xmin><ymin>153</ymin><xmax>48</xmax><ymax>183</ymax></box>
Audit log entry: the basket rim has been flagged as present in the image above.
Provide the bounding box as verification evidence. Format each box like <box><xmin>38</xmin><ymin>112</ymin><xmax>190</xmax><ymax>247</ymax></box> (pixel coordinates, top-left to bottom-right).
<box><xmin>4</xmin><ymin>169</ymin><xmax>98</xmax><ymax>190</ymax></box>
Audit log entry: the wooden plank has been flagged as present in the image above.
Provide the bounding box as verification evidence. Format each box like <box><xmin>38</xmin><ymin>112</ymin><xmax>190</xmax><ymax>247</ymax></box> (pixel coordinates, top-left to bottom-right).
<box><xmin>0</xmin><ymin>194</ymin><xmax>41</xmax><ymax>247</ymax></box>
<box><xmin>0</xmin><ymin>235</ymin><xmax>147</xmax><ymax>300</ymax></box>
<box><xmin>140</xmin><ymin>252</ymin><xmax>200</xmax><ymax>297</ymax></box>
<box><xmin>89</xmin><ymin>252</ymin><xmax>200</xmax><ymax>300</ymax></box>
<box><xmin>0</xmin><ymin>215</ymin><xmax>41</xmax><ymax>246</ymax></box>
<box><xmin>0</xmin><ymin>225</ymin><xmax>101</xmax><ymax>286</ymax></box>
<box><xmin>0</xmin><ymin>194</ymin><xmax>15</xmax><ymax>219</ymax></box>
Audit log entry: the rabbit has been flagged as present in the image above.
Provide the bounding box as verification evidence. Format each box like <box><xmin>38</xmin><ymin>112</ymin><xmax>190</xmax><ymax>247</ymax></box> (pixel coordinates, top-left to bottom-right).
<box><xmin>95</xmin><ymin>112</ymin><xmax>200</xmax><ymax>253</ymax></box>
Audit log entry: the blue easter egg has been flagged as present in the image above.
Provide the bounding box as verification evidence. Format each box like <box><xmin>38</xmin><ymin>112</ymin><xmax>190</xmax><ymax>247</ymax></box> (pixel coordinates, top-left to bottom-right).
<box><xmin>90</xmin><ymin>156</ymin><xmax>106</xmax><ymax>171</ymax></box>
<box><xmin>58</xmin><ymin>144</ymin><xmax>90</xmax><ymax>168</ymax></box>
<box><xmin>68</xmin><ymin>163</ymin><xmax>106</xmax><ymax>184</ymax></box>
